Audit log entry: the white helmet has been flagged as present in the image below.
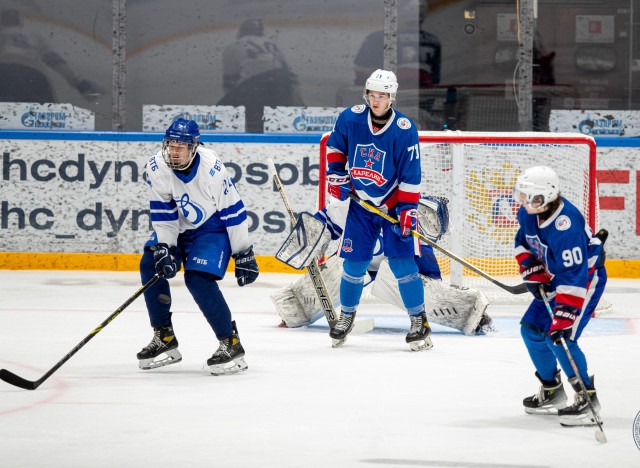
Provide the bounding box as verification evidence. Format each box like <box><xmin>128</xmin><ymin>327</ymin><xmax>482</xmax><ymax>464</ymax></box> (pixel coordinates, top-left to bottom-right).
<box><xmin>513</xmin><ymin>166</ymin><xmax>560</xmax><ymax>213</ymax></box>
<box><xmin>363</xmin><ymin>69</ymin><xmax>398</xmax><ymax>106</ymax></box>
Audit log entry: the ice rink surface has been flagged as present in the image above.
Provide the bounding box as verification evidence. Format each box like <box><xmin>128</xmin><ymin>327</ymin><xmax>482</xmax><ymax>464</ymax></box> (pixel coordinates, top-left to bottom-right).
<box><xmin>1</xmin><ymin>270</ymin><xmax>639</xmax><ymax>468</ymax></box>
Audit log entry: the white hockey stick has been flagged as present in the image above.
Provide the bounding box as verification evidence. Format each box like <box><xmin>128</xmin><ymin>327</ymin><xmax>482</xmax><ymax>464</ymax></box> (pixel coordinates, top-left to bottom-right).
<box><xmin>347</xmin><ymin>193</ymin><xmax>529</xmax><ymax>295</ymax></box>
<box><xmin>539</xmin><ymin>286</ymin><xmax>607</xmax><ymax>444</ymax></box>
<box><xmin>268</xmin><ymin>159</ymin><xmax>374</xmax><ymax>336</ymax></box>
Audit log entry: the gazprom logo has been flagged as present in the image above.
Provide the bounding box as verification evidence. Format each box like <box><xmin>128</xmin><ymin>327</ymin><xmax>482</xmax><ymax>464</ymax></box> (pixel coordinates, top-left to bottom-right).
<box><xmin>578</xmin><ymin>114</ymin><xmax>624</xmax><ymax>136</ymax></box>
<box><xmin>173</xmin><ymin>112</ymin><xmax>219</xmax><ymax>130</ymax></box>
<box><xmin>21</xmin><ymin>109</ymin><xmax>68</xmax><ymax>128</ymax></box>
<box><xmin>293</xmin><ymin>111</ymin><xmax>338</xmax><ymax>132</ymax></box>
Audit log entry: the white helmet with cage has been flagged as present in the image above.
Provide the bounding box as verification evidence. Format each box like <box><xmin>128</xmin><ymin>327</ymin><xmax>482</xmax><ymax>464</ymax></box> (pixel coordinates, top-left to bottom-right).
<box><xmin>513</xmin><ymin>166</ymin><xmax>560</xmax><ymax>214</ymax></box>
<box><xmin>363</xmin><ymin>69</ymin><xmax>398</xmax><ymax>108</ymax></box>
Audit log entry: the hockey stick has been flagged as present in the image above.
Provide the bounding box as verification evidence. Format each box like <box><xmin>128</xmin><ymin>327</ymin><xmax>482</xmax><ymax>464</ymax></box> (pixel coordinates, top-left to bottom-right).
<box><xmin>0</xmin><ymin>274</ymin><xmax>161</xmax><ymax>390</ymax></box>
<box><xmin>268</xmin><ymin>159</ymin><xmax>374</xmax><ymax>335</ymax></box>
<box><xmin>347</xmin><ymin>192</ymin><xmax>529</xmax><ymax>295</ymax></box>
<box><xmin>539</xmin><ymin>286</ymin><xmax>607</xmax><ymax>444</ymax></box>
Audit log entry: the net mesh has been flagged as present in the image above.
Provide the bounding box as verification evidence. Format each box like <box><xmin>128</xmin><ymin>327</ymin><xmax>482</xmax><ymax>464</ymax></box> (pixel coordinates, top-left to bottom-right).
<box><xmin>319</xmin><ymin>131</ymin><xmax>597</xmax><ymax>303</ymax></box>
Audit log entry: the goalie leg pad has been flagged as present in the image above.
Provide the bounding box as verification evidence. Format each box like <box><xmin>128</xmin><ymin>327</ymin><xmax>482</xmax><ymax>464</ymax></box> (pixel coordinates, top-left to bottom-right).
<box><xmin>270</xmin><ymin>256</ymin><xmax>343</xmax><ymax>327</ymax></box>
<box><xmin>371</xmin><ymin>260</ymin><xmax>489</xmax><ymax>335</ymax></box>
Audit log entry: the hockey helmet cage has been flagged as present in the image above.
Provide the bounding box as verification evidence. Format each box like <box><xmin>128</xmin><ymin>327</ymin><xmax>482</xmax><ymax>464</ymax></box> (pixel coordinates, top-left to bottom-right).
<box><xmin>162</xmin><ymin>118</ymin><xmax>201</xmax><ymax>170</ymax></box>
<box><xmin>513</xmin><ymin>166</ymin><xmax>560</xmax><ymax>211</ymax></box>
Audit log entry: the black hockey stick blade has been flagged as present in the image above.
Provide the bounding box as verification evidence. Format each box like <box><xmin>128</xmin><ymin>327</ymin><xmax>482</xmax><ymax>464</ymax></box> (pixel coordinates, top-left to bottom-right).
<box><xmin>0</xmin><ymin>369</ymin><xmax>40</xmax><ymax>390</ymax></box>
<box><xmin>0</xmin><ymin>274</ymin><xmax>161</xmax><ymax>390</ymax></box>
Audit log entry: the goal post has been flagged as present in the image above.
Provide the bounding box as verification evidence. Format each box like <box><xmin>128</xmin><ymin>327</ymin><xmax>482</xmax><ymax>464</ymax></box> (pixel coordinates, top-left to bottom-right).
<box><xmin>318</xmin><ymin>131</ymin><xmax>598</xmax><ymax>302</ymax></box>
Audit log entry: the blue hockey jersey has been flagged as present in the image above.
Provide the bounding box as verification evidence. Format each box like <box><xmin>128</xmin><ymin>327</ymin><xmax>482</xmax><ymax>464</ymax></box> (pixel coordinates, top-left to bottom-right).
<box><xmin>514</xmin><ymin>197</ymin><xmax>604</xmax><ymax>313</ymax></box>
<box><xmin>326</xmin><ymin>104</ymin><xmax>421</xmax><ymax>208</ymax></box>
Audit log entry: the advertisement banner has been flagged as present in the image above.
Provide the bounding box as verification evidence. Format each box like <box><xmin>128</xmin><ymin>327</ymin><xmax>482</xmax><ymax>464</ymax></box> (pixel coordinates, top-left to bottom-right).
<box><xmin>550</xmin><ymin>110</ymin><xmax>640</xmax><ymax>137</ymax></box>
<box><xmin>1</xmin><ymin>140</ymin><xmax>320</xmax><ymax>256</ymax></box>
<box><xmin>0</xmin><ymin>103</ymin><xmax>94</xmax><ymax>130</ymax></box>
<box><xmin>142</xmin><ymin>105</ymin><xmax>245</xmax><ymax>132</ymax></box>
<box><xmin>263</xmin><ymin>106</ymin><xmax>342</xmax><ymax>133</ymax></box>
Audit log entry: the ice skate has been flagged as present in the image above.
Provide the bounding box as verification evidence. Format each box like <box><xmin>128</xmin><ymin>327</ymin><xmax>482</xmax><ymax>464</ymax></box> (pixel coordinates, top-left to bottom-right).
<box><xmin>329</xmin><ymin>311</ymin><xmax>355</xmax><ymax>348</ymax></box>
<box><xmin>207</xmin><ymin>321</ymin><xmax>248</xmax><ymax>376</ymax></box>
<box><xmin>523</xmin><ymin>371</ymin><xmax>567</xmax><ymax>415</ymax></box>
<box><xmin>405</xmin><ymin>312</ymin><xmax>433</xmax><ymax>351</ymax></box>
<box><xmin>559</xmin><ymin>375</ymin><xmax>602</xmax><ymax>427</ymax></box>
<box><xmin>137</xmin><ymin>325</ymin><xmax>182</xmax><ymax>370</ymax></box>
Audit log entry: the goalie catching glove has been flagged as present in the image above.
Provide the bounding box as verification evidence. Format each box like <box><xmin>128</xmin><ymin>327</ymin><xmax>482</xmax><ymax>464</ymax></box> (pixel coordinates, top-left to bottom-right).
<box><xmin>233</xmin><ymin>246</ymin><xmax>259</xmax><ymax>286</ymax></box>
<box><xmin>417</xmin><ymin>196</ymin><xmax>449</xmax><ymax>241</ymax></box>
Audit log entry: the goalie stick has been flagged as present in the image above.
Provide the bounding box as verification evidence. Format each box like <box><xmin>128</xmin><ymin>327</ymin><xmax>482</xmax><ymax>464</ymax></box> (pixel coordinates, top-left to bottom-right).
<box><xmin>0</xmin><ymin>274</ymin><xmax>161</xmax><ymax>390</ymax></box>
<box><xmin>268</xmin><ymin>159</ymin><xmax>373</xmax><ymax>337</ymax></box>
<box><xmin>346</xmin><ymin>192</ymin><xmax>529</xmax><ymax>295</ymax></box>
<box><xmin>539</xmin><ymin>286</ymin><xmax>607</xmax><ymax>444</ymax></box>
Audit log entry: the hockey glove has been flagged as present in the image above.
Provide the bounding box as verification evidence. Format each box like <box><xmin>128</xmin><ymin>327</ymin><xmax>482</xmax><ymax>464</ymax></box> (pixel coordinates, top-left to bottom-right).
<box><xmin>392</xmin><ymin>204</ymin><xmax>418</xmax><ymax>239</ymax></box>
<box><xmin>153</xmin><ymin>243</ymin><xmax>181</xmax><ymax>279</ymax></box>
<box><xmin>519</xmin><ymin>258</ymin><xmax>552</xmax><ymax>300</ymax></box>
<box><xmin>233</xmin><ymin>246</ymin><xmax>259</xmax><ymax>286</ymax></box>
<box><xmin>326</xmin><ymin>169</ymin><xmax>352</xmax><ymax>201</ymax></box>
<box><xmin>549</xmin><ymin>304</ymin><xmax>579</xmax><ymax>345</ymax></box>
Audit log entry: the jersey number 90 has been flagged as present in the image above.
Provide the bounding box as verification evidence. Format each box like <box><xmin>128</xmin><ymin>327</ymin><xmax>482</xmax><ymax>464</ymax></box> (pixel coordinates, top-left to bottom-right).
<box><xmin>562</xmin><ymin>247</ymin><xmax>583</xmax><ymax>267</ymax></box>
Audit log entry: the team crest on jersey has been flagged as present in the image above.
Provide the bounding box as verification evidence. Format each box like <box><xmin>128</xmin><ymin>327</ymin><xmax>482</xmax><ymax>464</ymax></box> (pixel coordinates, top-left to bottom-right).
<box><xmin>341</xmin><ymin>238</ymin><xmax>354</xmax><ymax>253</ymax></box>
<box><xmin>525</xmin><ymin>234</ymin><xmax>548</xmax><ymax>264</ymax></box>
<box><xmin>397</xmin><ymin>117</ymin><xmax>411</xmax><ymax>130</ymax></box>
<box><xmin>352</xmin><ymin>143</ymin><xmax>388</xmax><ymax>187</ymax></box>
<box><xmin>176</xmin><ymin>193</ymin><xmax>206</xmax><ymax>225</ymax></box>
<box><xmin>555</xmin><ymin>215</ymin><xmax>571</xmax><ymax>231</ymax></box>
<box><xmin>351</xmin><ymin>104</ymin><xmax>366</xmax><ymax>114</ymax></box>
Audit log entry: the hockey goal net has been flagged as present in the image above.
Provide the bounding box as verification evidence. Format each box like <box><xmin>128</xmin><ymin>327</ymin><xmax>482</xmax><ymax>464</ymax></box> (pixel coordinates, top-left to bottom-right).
<box><xmin>318</xmin><ymin>131</ymin><xmax>598</xmax><ymax>303</ymax></box>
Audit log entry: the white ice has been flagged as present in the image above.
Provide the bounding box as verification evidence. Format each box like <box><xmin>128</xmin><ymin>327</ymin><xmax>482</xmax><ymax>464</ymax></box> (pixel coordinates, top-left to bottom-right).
<box><xmin>1</xmin><ymin>270</ymin><xmax>639</xmax><ymax>468</ymax></box>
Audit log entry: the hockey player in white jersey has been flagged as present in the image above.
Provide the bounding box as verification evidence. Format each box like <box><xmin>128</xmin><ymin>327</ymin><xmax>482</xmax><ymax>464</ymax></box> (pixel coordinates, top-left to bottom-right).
<box><xmin>271</xmin><ymin>196</ymin><xmax>491</xmax><ymax>336</ymax></box>
<box><xmin>137</xmin><ymin>119</ymin><xmax>259</xmax><ymax>375</ymax></box>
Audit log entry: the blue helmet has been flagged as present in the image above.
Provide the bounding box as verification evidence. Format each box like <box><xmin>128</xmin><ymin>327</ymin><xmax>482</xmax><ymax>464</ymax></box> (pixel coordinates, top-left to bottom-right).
<box><xmin>162</xmin><ymin>119</ymin><xmax>200</xmax><ymax>170</ymax></box>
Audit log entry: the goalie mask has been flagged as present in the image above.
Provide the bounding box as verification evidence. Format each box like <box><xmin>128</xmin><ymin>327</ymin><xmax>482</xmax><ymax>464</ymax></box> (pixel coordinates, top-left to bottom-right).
<box><xmin>162</xmin><ymin>118</ymin><xmax>201</xmax><ymax>171</ymax></box>
<box><xmin>513</xmin><ymin>166</ymin><xmax>560</xmax><ymax>214</ymax></box>
<box><xmin>363</xmin><ymin>69</ymin><xmax>398</xmax><ymax>110</ymax></box>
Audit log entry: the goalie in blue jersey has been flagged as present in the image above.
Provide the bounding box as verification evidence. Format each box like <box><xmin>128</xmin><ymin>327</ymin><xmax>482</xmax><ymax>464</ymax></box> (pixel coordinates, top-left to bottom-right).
<box><xmin>514</xmin><ymin>166</ymin><xmax>607</xmax><ymax>427</ymax></box>
<box><xmin>137</xmin><ymin>119</ymin><xmax>259</xmax><ymax>376</ymax></box>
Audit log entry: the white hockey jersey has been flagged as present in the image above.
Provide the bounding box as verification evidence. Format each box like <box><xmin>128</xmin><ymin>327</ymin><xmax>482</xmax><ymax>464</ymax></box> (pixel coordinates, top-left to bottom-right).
<box><xmin>145</xmin><ymin>147</ymin><xmax>251</xmax><ymax>255</ymax></box>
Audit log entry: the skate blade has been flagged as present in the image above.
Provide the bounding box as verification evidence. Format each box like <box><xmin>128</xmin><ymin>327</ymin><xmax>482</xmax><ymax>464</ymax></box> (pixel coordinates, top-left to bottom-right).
<box><xmin>331</xmin><ymin>337</ymin><xmax>347</xmax><ymax>348</ymax></box>
<box><xmin>559</xmin><ymin>413</ymin><xmax>603</xmax><ymax>427</ymax></box>
<box><xmin>409</xmin><ymin>337</ymin><xmax>433</xmax><ymax>351</ymax></box>
<box><xmin>209</xmin><ymin>357</ymin><xmax>248</xmax><ymax>376</ymax></box>
<box><xmin>524</xmin><ymin>405</ymin><xmax>564</xmax><ymax>415</ymax></box>
<box><xmin>138</xmin><ymin>349</ymin><xmax>183</xmax><ymax>370</ymax></box>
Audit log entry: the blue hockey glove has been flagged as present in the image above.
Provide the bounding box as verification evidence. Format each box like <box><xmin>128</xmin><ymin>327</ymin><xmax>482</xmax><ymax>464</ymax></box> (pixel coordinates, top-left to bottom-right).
<box><xmin>549</xmin><ymin>304</ymin><xmax>579</xmax><ymax>345</ymax></box>
<box><xmin>392</xmin><ymin>204</ymin><xmax>418</xmax><ymax>239</ymax></box>
<box><xmin>519</xmin><ymin>257</ymin><xmax>552</xmax><ymax>300</ymax></box>
<box><xmin>153</xmin><ymin>243</ymin><xmax>181</xmax><ymax>279</ymax></box>
<box><xmin>326</xmin><ymin>169</ymin><xmax>352</xmax><ymax>201</ymax></box>
<box><xmin>233</xmin><ymin>246</ymin><xmax>259</xmax><ymax>286</ymax></box>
